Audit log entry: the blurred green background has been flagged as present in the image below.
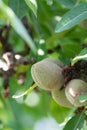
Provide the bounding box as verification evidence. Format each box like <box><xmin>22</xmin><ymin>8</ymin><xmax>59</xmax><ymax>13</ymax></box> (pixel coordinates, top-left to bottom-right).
<box><xmin>0</xmin><ymin>0</ymin><xmax>87</xmax><ymax>130</ymax></box>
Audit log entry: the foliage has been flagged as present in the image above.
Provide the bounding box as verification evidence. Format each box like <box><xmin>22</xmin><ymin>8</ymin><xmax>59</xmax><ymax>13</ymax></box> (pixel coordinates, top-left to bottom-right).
<box><xmin>0</xmin><ymin>0</ymin><xmax>87</xmax><ymax>130</ymax></box>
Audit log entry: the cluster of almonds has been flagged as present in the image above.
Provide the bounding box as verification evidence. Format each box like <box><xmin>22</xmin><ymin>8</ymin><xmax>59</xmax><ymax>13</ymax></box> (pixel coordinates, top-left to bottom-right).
<box><xmin>31</xmin><ymin>58</ymin><xmax>87</xmax><ymax>108</ymax></box>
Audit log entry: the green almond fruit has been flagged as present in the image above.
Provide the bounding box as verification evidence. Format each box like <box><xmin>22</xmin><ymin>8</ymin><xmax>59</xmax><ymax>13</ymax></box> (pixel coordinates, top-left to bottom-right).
<box><xmin>65</xmin><ymin>79</ymin><xmax>87</xmax><ymax>107</ymax></box>
<box><xmin>52</xmin><ymin>88</ymin><xmax>73</xmax><ymax>108</ymax></box>
<box><xmin>31</xmin><ymin>59</ymin><xmax>64</xmax><ymax>91</ymax></box>
<box><xmin>43</xmin><ymin>58</ymin><xmax>63</xmax><ymax>67</ymax></box>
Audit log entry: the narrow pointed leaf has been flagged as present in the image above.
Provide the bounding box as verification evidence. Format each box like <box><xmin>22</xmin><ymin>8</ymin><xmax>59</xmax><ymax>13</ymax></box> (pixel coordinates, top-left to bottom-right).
<box><xmin>71</xmin><ymin>48</ymin><xmax>87</xmax><ymax>65</ymax></box>
<box><xmin>55</xmin><ymin>3</ymin><xmax>87</xmax><ymax>33</ymax></box>
<box><xmin>63</xmin><ymin>113</ymin><xmax>85</xmax><ymax>130</ymax></box>
<box><xmin>25</xmin><ymin>0</ymin><xmax>37</xmax><ymax>17</ymax></box>
<box><xmin>0</xmin><ymin>0</ymin><xmax>37</xmax><ymax>54</ymax></box>
<box><xmin>71</xmin><ymin>54</ymin><xmax>87</xmax><ymax>65</ymax></box>
<box><xmin>56</xmin><ymin>0</ymin><xmax>76</xmax><ymax>8</ymax></box>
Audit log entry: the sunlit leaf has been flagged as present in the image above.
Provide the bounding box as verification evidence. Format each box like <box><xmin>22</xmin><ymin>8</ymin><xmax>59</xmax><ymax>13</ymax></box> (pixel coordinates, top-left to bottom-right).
<box><xmin>63</xmin><ymin>112</ymin><xmax>85</xmax><ymax>130</ymax></box>
<box><xmin>71</xmin><ymin>48</ymin><xmax>87</xmax><ymax>65</ymax></box>
<box><xmin>25</xmin><ymin>0</ymin><xmax>37</xmax><ymax>17</ymax></box>
<box><xmin>12</xmin><ymin>83</ymin><xmax>37</xmax><ymax>99</ymax></box>
<box><xmin>55</xmin><ymin>3</ymin><xmax>87</xmax><ymax>33</ymax></box>
<box><xmin>71</xmin><ymin>54</ymin><xmax>87</xmax><ymax>65</ymax></box>
<box><xmin>0</xmin><ymin>0</ymin><xmax>37</xmax><ymax>54</ymax></box>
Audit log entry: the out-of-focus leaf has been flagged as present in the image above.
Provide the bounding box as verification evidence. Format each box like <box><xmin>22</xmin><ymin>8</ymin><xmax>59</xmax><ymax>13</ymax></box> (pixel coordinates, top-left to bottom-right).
<box><xmin>8</xmin><ymin>0</ymin><xmax>28</xmax><ymax>18</ymax></box>
<box><xmin>3</xmin><ymin>0</ymin><xmax>8</xmax><ymax>4</ymax></box>
<box><xmin>71</xmin><ymin>54</ymin><xmax>87</xmax><ymax>65</ymax></box>
<box><xmin>63</xmin><ymin>112</ymin><xmax>85</xmax><ymax>130</ymax></box>
<box><xmin>0</xmin><ymin>20</ymin><xmax>4</xmax><ymax>26</ymax></box>
<box><xmin>10</xmin><ymin>67</ymin><xmax>36</xmax><ymax>98</ymax></box>
<box><xmin>24</xmin><ymin>67</ymin><xmax>33</xmax><ymax>88</ymax></box>
<box><xmin>25</xmin><ymin>0</ymin><xmax>37</xmax><ymax>17</ymax></box>
<box><xmin>78</xmin><ymin>48</ymin><xmax>87</xmax><ymax>55</ymax></box>
<box><xmin>12</xmin><ymin>83</ymin><xmax>37</xmax><ymax>99</ymax></box>
<box><xmin>79</xmin><ymin>94</ymin><xmax>87</xmax><ymax>102</ymax></box>
<box><xmin>55</xmin><ymin>3</ymin><xmax>87</xmax><ymax>33</ymax></box>
<box><xmin>45</xmin><ymin>0</ymin><xmax>53</xmax><ymax>5</ymax></box>
<box><xmin>61</xmin><ymin>42</ymin><xmax>81</xmax><ymax>58</ymax></box>
<box><xmin>50</xmin><ymin>99</ymin><xmax>71</xmax><ymax>123</ymax></box>
<box><xmin>71</xmin><ymin>48</ymin><xmax>87</xmax><ymax>65</ymax></box>
<box><xmin>56</xmin><ymin>0</ymin><xmax>76</xmax><ymax>8</ymax></box>
<box><xmin>0</xmin><ymin>0</ymin><xmax>37</xmax><ymax>54</ymax></box>
<box><xmin>8</xmin><ymin>98</ymin><xmax>38</xmax><ymax>129</ymax></box>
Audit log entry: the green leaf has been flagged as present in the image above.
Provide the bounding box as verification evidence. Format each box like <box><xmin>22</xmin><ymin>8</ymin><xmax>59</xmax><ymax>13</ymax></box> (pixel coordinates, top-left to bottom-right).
<box><xmin>56</xmin><ymin>0</ymin><xmax>76</xmax><ymax>8</ymax></box>
<box><xmin>51</xmin><ymin>99</ymin><xmax>71</xmax><ymax>123</ymax></box>
<box><xmin>79</xmin><ymin>94</ymin><xmax>87</xmax><ymax>102</ymax></box>
<box><xmin>61</xmin><ymin>42</ymin><xmax>81</xmax><ymax>58</ymax></box>
<box><xmin>8</xmin><ymin>0</ymin><xmax>28</xmax><ymax>18</ymax></box>
<box><xmin>3</xmin><ymin>0</ymin><xmax>8</xmax><ymax>4</ymax></box>
<box><xmin>24</xmin><ymin>67</ymin><xmax>34</xmax><ymax>89</ymax></box>
<box><xmin>71</xmin><ymin>48</ymin><xmax>87</xmax><ymax>65</ymax></box>
<box><xmin>10</xmin><ymin>67</ymin><xmax>35</xmax><ymax>98</ymax></box>
<box><xmin>78</xmin><ymin>48</ymin><xmax>87</xmax><ymax>55</ymax></box>
<box><xmin>55</xmin><ymin>3</ymin><xmax>87</xmax><ymax>33</ymax></box>
<box><xmin>45</xmin><ymin>0</ymin><xmax>53</xmax><ymax>6</ymax></box>
<box><xmin>25</xmin><ymin>0</ymin><xmax>37</xmax><ymax>17</ymax></box>
<box><xmin>63</xmin><ymin>112</ymin><xmax>85</xmax><ymax>130</ymax></box>
<box><xmin>0</xmin><ymin>19</ymin><xmax>5</xmax><ymax>26</ymax></box>
<box><xmin>71</xmin><ymin>54</ymin><xmax>87</xmax><ymax>65</ymax></box>
<box><xmin>0</xmin><ymin>0</ymin><xmax>37</xmax><ymax>54</ymax></box>
<box><xmin>12</xmin><ymin>83</ymin><xmax>37</xmax><ymax>99</ymax></box>
<box><xmin>9</xmin><ymin>77</ymin><xmax>24</xmax><ymax>96</ymax></box>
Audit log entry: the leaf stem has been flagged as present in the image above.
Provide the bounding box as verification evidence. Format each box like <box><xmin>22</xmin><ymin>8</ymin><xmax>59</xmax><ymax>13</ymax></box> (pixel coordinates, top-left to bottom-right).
<box><xmin>12</xmin><ymin>83</ymin><xmax>37</xmax><ymax>99</ymax></box>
